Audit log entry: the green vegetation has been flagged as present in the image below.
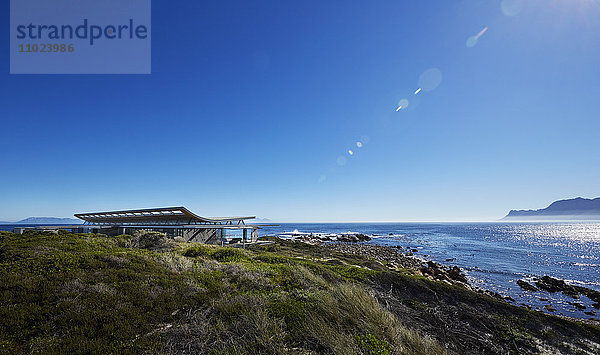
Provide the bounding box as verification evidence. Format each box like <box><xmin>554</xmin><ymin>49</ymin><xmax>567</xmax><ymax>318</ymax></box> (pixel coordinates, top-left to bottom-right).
<box><xmin>1</xmin><ymin>231</ymin><xmax>599</xmax><ymax>354</ymax></box>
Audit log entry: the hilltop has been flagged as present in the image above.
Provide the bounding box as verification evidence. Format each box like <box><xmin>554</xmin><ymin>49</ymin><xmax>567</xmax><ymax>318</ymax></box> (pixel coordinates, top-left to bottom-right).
<box><xmin>504</xmin><ymin>197</ymin><xmax>600</xmax><ymax>221</ymax></box>
<box><xmin>1</xmin><ymin>231</ymin><xmax>599</xmax><ymax>354</ymax></box>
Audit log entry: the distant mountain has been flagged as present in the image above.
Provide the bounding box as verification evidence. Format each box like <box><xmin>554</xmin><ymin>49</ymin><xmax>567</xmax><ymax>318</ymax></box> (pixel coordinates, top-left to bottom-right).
<box><xmin>247</xmin><ymin>217</ymin><xmax>273</xmax><ymax>224</ymax></box>
<box><xmin>503</xmin><ymin>197</ymin><xmax>600</xmax><ymax>221</ymax></box>
<box><xmin>4</xmin><ymin>217</ymin><xmax>83</xmax><ymax>225</ymax></box>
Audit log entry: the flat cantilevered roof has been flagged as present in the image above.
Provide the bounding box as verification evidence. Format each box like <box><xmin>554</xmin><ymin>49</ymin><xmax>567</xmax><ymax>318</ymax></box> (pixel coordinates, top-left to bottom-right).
<box><xmin>75</xmin><ymin>207</ymin><xmax>255</xmax><ymax>226</ymax></box>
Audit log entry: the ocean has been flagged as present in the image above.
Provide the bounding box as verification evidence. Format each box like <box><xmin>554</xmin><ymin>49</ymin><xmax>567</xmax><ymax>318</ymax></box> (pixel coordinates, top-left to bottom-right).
<box><xmin>259</xmin><ymin>222</ymin><xmax>600</xmax><ymax>319</ymax></box>
<box><xmin>3</xmin><ymin>222</ymin><xmax>599</xmax><ymax>319</ymax></box>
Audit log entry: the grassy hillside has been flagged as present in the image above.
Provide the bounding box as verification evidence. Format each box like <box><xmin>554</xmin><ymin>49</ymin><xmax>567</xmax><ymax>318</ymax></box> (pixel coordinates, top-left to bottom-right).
<box><xmin>0</xmin><ymin>231</ymin><xmax>599</xmax><ymax>354</ymax></box>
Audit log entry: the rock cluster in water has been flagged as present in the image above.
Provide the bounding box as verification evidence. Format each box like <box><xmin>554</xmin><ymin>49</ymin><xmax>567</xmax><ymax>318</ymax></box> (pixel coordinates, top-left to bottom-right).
<box><xmin>517</xmin><ymin>279</ymin><xmax>538</xmax><ymax>292</ymax></box>
<box><xmin>292</xmin><ymin>233</ymin><xmax>372</xmax><ymax>244</ymax></box>
<box><xmin>516</xmin><ymin>276</ymin><xmax>600</xmax><ymax>312</ymax></box>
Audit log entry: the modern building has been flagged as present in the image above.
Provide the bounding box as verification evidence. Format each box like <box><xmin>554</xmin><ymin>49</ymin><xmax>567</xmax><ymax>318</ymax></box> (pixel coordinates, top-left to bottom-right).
<box><xmin>15</xmin><ymin>207</ymin><xmax>272</xmax><ymax>244</ymax></box>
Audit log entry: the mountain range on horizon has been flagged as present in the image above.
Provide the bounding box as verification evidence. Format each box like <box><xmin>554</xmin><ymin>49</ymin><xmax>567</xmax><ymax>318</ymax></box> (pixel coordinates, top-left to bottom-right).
<box><xmin>503</xmin><ymin>197</ymin><xmax>600</xmax><ymax>221</ymax></box>
<box><xmin>2</xmin><ymin>199</ymin><xmax>600</xmax><ymax>224</ymax></box>
<box><xmin>0</xmin><ymin>217</ymin><xmax>83</xmax><ymax>225</ymax></box>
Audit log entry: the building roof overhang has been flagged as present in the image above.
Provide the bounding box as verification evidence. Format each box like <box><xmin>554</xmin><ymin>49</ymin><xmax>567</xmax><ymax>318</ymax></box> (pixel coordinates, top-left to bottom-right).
<box><xmin>75</xmin><ymin>207</ymin><xmax>255</xmax><ymax>225</ymax></box>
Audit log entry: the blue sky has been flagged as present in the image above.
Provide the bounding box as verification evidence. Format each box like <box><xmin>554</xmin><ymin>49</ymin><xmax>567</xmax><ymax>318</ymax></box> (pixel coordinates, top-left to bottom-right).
<box><xmin>1</xmin><ymin>0</ymin><xmax>599</xmax><ymax>222</ymax></box>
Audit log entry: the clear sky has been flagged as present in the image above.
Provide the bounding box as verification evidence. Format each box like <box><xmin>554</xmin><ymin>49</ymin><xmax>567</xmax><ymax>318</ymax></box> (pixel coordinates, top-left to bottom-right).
<box><xmin>1</xmin><ymin>0</ymin><xmax>599</xmax><ymax>222</ymax></box>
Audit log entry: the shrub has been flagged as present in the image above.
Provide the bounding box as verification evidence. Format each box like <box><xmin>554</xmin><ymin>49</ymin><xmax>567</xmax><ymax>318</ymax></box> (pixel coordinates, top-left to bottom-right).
<box><xmin>356</xmin><ymin>333</ymin><xmax>392</xmax><ymax>354</ymax></box>
<box><xmin>211</xmin><ymin>247</ymin><xmax>248</xmax><ymax>262</ymax></box>
<box><xmin>181</xmin><ymin>244</ymin><xmax>214</xmax><ymax>258</ymax></box>
<box><xmin>129</xmin><ymin>231</ymin><xmax>174</xmax><ymax>251</ymax></box>
<box><xmin>254</xmin><ymin>253</ymin><xmax>292</xmax><ymax>265</ymax></box>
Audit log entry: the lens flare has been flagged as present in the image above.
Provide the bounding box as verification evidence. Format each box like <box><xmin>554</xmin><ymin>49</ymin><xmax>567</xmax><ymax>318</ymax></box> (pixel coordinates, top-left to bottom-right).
<box><xmin>466</xmin><ymin>36</ymin><xmax>477</xmax><ymax>48</ymax></box>
<box><xmin>414</xmin><ymin>88</ymin><xmax>422</xmax><ymax>95</ymax></box>
<box><xmin>348</xmin><ymin>150</ymin><xmax>354</xmax><ymax>155</ymax></box>
<box><xmin>418</xmin><ymin>68</ymin><xmax>443</xmax><ymax>92</ymax></box>
<box><xmin>336</xmin><ymin>156</ymin><xmax>347</xmax><ymax>166</ymax></box>
<box><xmin>356</xmin><ymin>142</ymin><xmax>363</xmax><ymax>148</ymax></box>
<box><xmin>476</xmin><ymin>27</ymin><xmax>488</xmax><ymax>39</ymax></box>
<box><xmin>501</xmin><ymin>0</ymin><xmax>523</xmax><ymax>16</ymax></box>
<box><xmin>467</xmin><ymin>27</ymin><xmax>488</xmax><ymax>48</ymax></box>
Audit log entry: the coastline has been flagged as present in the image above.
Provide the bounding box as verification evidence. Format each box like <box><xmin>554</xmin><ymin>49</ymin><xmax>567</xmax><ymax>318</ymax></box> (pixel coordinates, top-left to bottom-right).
<box><xmin>1</xmin><ymin>230</ymin><xmax>600</xmax><ymax>353</ymax></box>
<box><xmin>291</xmin><ymin>237</ymin><xmax>600</xmax><ymax>326</ymax></box>
<box><xmin>261</xmin><ymin>222</ymin><xmax>600</xmax><ymax>321</ymax></box>
<box><xmin>3</xmin><ymin>222</ymin><xmax>599</xmax><ymax>321</ymax></box>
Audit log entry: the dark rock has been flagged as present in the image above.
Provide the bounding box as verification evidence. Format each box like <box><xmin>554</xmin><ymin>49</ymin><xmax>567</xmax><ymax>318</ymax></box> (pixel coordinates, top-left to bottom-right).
<box><xmin>420</xmin><ymin>267</ymin><xmax>435</xmax><ymax>277</ymax></box>
<box><xmin>488</xmin><ymin>291</ymin><xmax>504</xmax><ymax>300</ymax></box>
<box><xmin>534</xmin><ymin>276</ymin><xmax>576</xmax><ymax>294</ymax></box>
<box><xmin>427</xmin><ymin>261</ymin><xmax>439</xmax><ymax>269</ymax></box>
<box><xmin>447</xmin><ymin>266</ymin><xmax>468</xmax><ymax>284</ymax></box>
<box><xmin>584</xmin><ymin>311</ymin><xmax>596</xmax><ymax>316</ymax></box>
<box><xmin>574</xmin><ymin>286</ymin><xmax>600</xmax><ymax>303</ymax></box>
<box><xmin>562</xmin><ymin>289</ymin><xmax>580</xmax><ymax>299</ymax></box>
<box><xmin>411</xmin><ymin>249</ymin><xmax>419</xmax><ymax>253</ymax></box>
<box><xmin>517</xmin><ymin>280</ymin><xmax>538</xmax><ymax>292</ymax></box>
<box><xmin>355</xmin><ymin>234</ymin><xmax>372</xmax><ymax>242</ymax></box>
<box><xmin>568</xmin><ymin>302</ymin><xmax>586</xmax><ymax>310</ymax></box>
<box><xmin>335</xmin><ymin>234</ymin><xmax>373</xmax><ymax>242</ymax></box>
<box><xmin>419</xmin><ymin>262</ymin><xmax>468</xmax><ymax>286</ymax></box>
<box><xmin>445</xmin><ymin>258</ymin><xmax>456</xmax><ymax>262</ymax></box>
<box><xmin>544</xmin><ymin>305</ymin><xmax>556</xmax><ymax>312</ymax></box>
<box><xmin>338</xmin><ymin>235</ymin><xmax>359</xmax><ymax>243</ymax></box>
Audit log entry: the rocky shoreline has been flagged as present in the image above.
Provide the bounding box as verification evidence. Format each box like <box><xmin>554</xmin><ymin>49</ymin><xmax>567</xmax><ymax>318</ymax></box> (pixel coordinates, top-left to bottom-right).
<box><xmin>291</xmin><ymin>236</ymin><xmax>600</xmax><ymax>322</ymax></box>
<box><xmin>322</xmin><ymin>242</ymin><xmax>509</xmax><ymax>301</ymax></box>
